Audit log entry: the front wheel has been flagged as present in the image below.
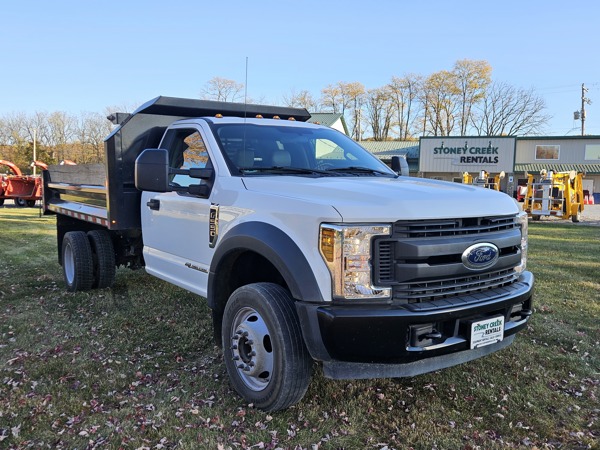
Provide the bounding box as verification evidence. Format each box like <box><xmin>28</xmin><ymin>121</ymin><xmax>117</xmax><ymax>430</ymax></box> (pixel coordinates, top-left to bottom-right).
<box><xmin>222</xmin><ymin>283</ymin><xmax>312</xmax><ymax>412</ymax></box>
<box><xmin>14</xmin><ymin>198</ymin><xmax>26</xmax><ymax>207</ymax></box>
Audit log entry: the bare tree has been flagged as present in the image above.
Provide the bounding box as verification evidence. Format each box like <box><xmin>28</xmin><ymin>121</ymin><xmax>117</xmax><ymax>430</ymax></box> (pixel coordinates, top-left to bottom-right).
<box><xmin>343</xmin><ymin>82</ymin><xmax>366</xmax><ymax>140</ymax></box>
<box><xmin>2</xmin><ymin>112</ymin><xmax>28</xmax><ymax>147</ymax></box>
<box><xmin>75</xmin><ymin>112</ymin><xmax>113</xmax><ymax>162</ymax></box>
<box><xmin>282</xmin><ymin>89</ymin><xmax>318</xmax><ymax>111</ymax></box>
<box><xmin>320</xmin><ymin>82</ymin><xmax>365</xmax><ymax>139</ymax></box>
<box><xmin>320</xmin><ymin>83</ymin><xmax>343</xmax><ymax>114</ymax></box>
<box><xmin>421</xmin><ymin>70</ymin><xmax>460</xmax><ymax>136</ymax></box>
<box><xmin>471</xmin><ymin>82</ymin><xmax>551</xmax><ymax>136</ymax></box>
<box><xmin>453</xmin><ymin>59</ymin><xmax>492</xmax><ymax>135</ymax></box>
<box><xmin>388</xmin><ymin>74</ymin><xmax>422</xmax><ymax>139</ymax></box>
<box><xmin>364</xmin><ymin>87</ymin><xmax>394</xmax><ymax>140</ymax></box>
<box><xmin>201</xmin><ymin>77</ymin><xmax>245</xmax><ymax>102</ymax></box>
<box><xmin>47</xmin><ymin>111</ymin><xmax>76</xmax><ymax>162</ymax></box>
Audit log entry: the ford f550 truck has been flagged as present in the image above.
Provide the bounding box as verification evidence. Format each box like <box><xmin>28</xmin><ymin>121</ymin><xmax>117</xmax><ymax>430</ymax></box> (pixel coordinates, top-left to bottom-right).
<box><xmin>43</xmin><ymin>96</ymin><xmax>534</xmax><ymax>411</ymax></box>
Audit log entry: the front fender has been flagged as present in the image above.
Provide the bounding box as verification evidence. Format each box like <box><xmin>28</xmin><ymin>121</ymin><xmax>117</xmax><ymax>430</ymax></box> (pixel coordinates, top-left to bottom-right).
<box><xmin>207</xmin><ymin>221</ymin><xmax>324</xmax><ymax>309</ymax></box>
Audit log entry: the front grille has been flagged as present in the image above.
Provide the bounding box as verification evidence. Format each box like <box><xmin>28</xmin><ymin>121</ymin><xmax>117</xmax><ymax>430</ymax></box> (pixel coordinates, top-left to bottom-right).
<box><xmin>393</xmin><ymin>269</ymin><xmax>519</xmax><ymax>303</ymax></box>
<box><xmin>375</xmin><ymin>215</ymin><xmax>522</xmax><ymax>305</ymax></box>
<box><xmin>393</xmin><ymin>216</ymin><xmax>516</xmax><ymax>238</ymax></box>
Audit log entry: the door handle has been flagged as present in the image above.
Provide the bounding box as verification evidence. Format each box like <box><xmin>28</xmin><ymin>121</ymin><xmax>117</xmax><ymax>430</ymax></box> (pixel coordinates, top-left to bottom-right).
<box><xmin>147</xmin><ymin>199</ymin><xmax>160</xmax><ymax>210</ymax></box>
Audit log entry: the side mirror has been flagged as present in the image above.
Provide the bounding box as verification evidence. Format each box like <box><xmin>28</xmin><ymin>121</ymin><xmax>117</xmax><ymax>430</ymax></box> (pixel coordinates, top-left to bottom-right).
<box><xmin>391</xmin><ymin>155</ymin><xmax>410</xmax><ymax>177</ymax></box>
<box><xmin>135</xmin><ymin>148</ymin><xmax>169</xmax><ymax>192</ymax></box>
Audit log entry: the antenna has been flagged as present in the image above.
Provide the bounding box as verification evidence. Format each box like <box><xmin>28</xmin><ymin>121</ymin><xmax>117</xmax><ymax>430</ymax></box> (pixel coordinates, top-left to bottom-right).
<box><xmin>244</xmin><ymin>57</ymin><xmax>248</xmax><ymax>119</ymax></box>
<box><xmin>242</xmin><ymin>57</ymin><xmax>248</xmax><ymax>157</ymax></box>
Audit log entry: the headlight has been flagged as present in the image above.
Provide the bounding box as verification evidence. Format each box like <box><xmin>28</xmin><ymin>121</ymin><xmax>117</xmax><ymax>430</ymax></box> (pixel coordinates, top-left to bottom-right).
<box><xmin>319</xmin><ymin>224</ymin><xmax>391</xmax><ymax>300</ymax></box>
<box><xmin>515</xmin><ymin>211</ymin><xmax>528</xmax><ymax>274</ymax></box>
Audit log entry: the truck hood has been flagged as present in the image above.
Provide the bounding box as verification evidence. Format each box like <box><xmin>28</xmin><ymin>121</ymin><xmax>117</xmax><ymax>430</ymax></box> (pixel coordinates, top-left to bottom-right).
<box><xmin>241</xmin><ymin>176</ymin><xmax>519</xmax><ymax>222</ymax></box>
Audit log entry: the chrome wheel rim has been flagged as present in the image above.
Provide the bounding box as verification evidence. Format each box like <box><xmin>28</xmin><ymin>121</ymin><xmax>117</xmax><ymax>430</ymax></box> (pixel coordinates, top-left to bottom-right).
<box><xmin>229</xmin><ymin>307</ymin><xmax>273</xmax><ymax>392</ymax></box>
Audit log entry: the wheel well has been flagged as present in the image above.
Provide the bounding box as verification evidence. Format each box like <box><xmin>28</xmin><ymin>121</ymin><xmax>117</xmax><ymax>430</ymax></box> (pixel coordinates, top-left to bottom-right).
<box><xmin>210</xmin><ymin>249</ymin><xmax>288</xmax><ymax>346</ymax></box>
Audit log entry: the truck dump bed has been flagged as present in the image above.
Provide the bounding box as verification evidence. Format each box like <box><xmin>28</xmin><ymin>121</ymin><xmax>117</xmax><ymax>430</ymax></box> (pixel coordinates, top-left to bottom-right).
<box><xmin>43</xmin><ymin>96</ymin><xmax>310</xmax><ymax>231</ymax></box>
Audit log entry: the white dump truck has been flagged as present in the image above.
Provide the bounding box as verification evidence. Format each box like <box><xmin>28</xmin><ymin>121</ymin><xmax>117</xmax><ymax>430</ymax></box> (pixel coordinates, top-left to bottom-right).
<box><xmin>43</xmin><ymin>96</ymin><xmax>534</xmax><ymax>411</ymax></box>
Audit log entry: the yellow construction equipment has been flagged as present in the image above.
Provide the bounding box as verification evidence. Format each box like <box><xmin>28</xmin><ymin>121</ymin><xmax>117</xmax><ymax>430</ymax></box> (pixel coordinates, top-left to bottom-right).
<box><xmin>462</xmin><ymin>170</ymin><xmax>505</xmax><ymax>191</ymax></box>
<box><xmin>523</xmin><ymin>169</ymin><xmax>585</xmax><ymax>222</ymax></box>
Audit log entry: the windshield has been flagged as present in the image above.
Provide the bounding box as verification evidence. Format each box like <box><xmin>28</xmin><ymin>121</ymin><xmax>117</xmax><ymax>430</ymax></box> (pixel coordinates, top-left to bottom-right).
<box><xmin>211</xmin><ymin>122</ymin><xmax>396</xmax><ymax>178</ymax></box>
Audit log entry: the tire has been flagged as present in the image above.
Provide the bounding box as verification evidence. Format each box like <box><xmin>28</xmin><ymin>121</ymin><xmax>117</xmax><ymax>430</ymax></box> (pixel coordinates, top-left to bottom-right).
<box><xmin>222</xmin><ymin>283</ymin><xmax>312</xmax><ymax>412</ymax></box>
<box><xmin>26</xmin><ymin>200</ymin><xmax>36</xmax><ymax>207</ymax></box>
<box><xmin>0</xmin><ymin>198</ymin><xmax>4</xmax><ymax>206</ymax></box>
<box><xmin>87</xmin><ymin>230</ymin><xmax>116</xmax><ymax>289</ymax></box>
<box><xmin>62</xmin><ymin>231</ymin><xmax>94</xmax><ymax>292</ymax></box>
<box><xmin>14</xmin><ymin>198</ymin><xmax>26</xmax><ymax>207</ymax></box>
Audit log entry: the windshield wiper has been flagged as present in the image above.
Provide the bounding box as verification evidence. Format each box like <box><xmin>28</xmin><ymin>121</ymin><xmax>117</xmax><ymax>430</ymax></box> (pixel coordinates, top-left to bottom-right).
<box><xmin>238</xmin><ymin>166</ymin><xmax>334</xmax><ymax>176</ymax></box>
<box><xmin>325</xmin><ymin>166</ymin><xmax>397</xmax><ymax>177</ymax></box>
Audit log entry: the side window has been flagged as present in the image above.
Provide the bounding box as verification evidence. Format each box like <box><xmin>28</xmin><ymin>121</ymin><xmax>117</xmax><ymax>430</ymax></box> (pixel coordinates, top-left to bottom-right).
<box><xmin>163</xmin><ymin>128</ymin><xmax>210</xmax><ymax>187</ymax></box>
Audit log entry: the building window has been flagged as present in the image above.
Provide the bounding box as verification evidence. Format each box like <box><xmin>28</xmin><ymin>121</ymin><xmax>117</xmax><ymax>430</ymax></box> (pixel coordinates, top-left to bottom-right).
<box><xmin>535</xmin><ymin>145</ymin><xmax>560</xmax><ymax>160</ymax></box>
<box><xmin>584</xmin><ymin>144</ymin><xmax>600</xmax><ymax>160</ymax></box>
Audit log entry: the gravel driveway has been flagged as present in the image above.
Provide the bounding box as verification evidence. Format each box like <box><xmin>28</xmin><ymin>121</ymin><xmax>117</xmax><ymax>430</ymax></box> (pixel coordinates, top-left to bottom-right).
<box><xmin>529</xmin><ymin>203</ymin><xmax>600</xmax><ymax>226</ymax></box>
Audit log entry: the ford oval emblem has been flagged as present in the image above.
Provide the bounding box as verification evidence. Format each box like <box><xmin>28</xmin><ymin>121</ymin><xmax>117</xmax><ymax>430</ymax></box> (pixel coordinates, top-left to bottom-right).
<box><xmin>461</xmin><ymin>243</ymin><xmax>499</xmax><ymax>270</ymax></box>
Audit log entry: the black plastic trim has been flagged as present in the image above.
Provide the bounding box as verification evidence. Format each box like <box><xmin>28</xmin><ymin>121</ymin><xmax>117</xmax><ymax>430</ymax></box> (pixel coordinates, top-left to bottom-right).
<box><xmin>207</xmin><ymin>222</ymin><xmax>323</xmax><ymax>309</ymax></box>
<box><xmin>295</xmin><ymin>271</ymin><xmax>534</xmax><ymax>371</ymax></box>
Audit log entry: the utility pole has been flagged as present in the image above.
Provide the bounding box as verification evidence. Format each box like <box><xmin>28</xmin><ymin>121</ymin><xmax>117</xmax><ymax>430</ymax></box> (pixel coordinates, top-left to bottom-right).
<box><xmin>581</xmin><ymin>83</ymin><xmax>591</xmax><ymax>136</ymax></box>
<box><xmin>33</xmin><ymin>129</ymin><xmax>37</xmax><ymax>176</ymax></box>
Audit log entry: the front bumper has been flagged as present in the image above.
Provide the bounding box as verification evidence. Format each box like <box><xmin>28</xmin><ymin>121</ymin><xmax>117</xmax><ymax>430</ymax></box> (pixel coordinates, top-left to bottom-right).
<box><xmin>295</xmin><ymin>271</ymin><xmax>534</xmax><ymax>380</ymax></box>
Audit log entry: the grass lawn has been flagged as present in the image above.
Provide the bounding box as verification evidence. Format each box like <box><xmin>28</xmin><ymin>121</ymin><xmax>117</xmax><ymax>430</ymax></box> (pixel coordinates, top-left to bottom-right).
<box><xmin>0</xmin><ymin>207</ymin><xmax>598</xmax><ymax>449</ymax></box>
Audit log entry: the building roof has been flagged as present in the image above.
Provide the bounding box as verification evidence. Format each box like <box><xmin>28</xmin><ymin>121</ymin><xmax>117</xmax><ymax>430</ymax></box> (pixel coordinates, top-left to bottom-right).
<box><xmin>308</xmin><ymin>113</ymin><xmax>342</xmax><ymax>127</ymax></box>
<box><xmin>357</xmin><ymin>141</ymin><xmax>420</xmax><ymax>172</ymax></box>
<box><xmin>514</xmin><ymin>163</ymin><xmax>600</xmax><ymax>174</ymax></box>
<box><xmin>358</xmin><ymin>141</ymin><xmax>420</xmax><ymax>159</ymax></box>
<box><xmin>517</xmin><ymin>135</ymin><xmax>600</xmax><ymax>141</ymax></box>
<box><xmin>308</xmin><ymin>113</ymin><xmax>349</xmax><ymax>135</ymax></box>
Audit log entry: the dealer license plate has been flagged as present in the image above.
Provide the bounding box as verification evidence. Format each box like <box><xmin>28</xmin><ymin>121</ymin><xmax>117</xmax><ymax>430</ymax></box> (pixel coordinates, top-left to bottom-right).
<box><xmin>470</xmin><ymin>316</ymin><xmax>504</xmax><ymax>349</ymax></box>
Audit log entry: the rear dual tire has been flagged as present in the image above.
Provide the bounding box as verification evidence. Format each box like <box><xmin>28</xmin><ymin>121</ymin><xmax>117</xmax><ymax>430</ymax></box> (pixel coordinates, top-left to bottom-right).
<box><xmin>62</xmin><ymin>230</ymin><xmax>115</xmax><ymax>291</ymax></box>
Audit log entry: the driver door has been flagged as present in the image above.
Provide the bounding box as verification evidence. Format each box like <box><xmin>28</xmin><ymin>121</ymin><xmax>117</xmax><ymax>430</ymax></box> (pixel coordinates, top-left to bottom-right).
<box><xmin>141</xmin><ymin>125</ymin><xmax>214</xmax><ymax>297</ymax></box>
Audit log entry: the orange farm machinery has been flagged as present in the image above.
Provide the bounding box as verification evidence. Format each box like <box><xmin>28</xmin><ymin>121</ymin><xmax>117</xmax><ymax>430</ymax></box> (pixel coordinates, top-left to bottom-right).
<box><xmin>0</xmin><ymin>160</ymin><xmax>45</xmax><ymax>207</ymax></box>
<box><xmin>523</xmin><ymin>170</ymin><xmax>585</xmax><ymax>222</ymax></box>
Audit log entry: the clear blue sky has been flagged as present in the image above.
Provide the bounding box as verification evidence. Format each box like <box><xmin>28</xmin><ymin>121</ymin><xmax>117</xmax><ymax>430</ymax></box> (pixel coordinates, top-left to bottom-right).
<box><xmin>2</xmin><ymin>0</ymin><xmax>599</xmax><ymax>135</ymax></box>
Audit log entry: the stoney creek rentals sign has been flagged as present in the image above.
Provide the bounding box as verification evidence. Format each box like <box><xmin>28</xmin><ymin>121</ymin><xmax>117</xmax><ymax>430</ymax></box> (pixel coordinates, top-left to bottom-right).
<box><xmin>433</xmin><ymin>141</ymin><xmax>499</xmax><ymax>164</ymax></box>
<box><xmin>419</xmin><ymin>137</ymin><xmax>516</xmax><ymax>173</ymax></box>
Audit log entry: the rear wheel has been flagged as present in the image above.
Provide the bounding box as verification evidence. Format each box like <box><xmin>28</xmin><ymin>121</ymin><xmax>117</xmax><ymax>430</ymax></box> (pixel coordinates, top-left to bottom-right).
<box><xmin>62</xmin><ymin>231</ymin><xmax>94</xmax><ymax>292</ymax></box>
<box><xmin>222</xmin><ymin>283</ymin><xmax>312</xmax><ymax>411</ymax></box>
<box><xmin>26</xmin><ymin>200</ymin><xmax>36</xmax><ymax>207</ymax></box>
<box><xmin>0</xmin><ymin>198</ymin><xmax>4</xmax><ymax>206</ymax></box>
<box><xmin>14</xmin><ymin>198</ymin><xmax>26</xmax><ymax>207</ymax></box>
<box><xmin>87</xmin><ymin>230</ymin><xmax>116</xmax><ymax>288</ymax></box>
